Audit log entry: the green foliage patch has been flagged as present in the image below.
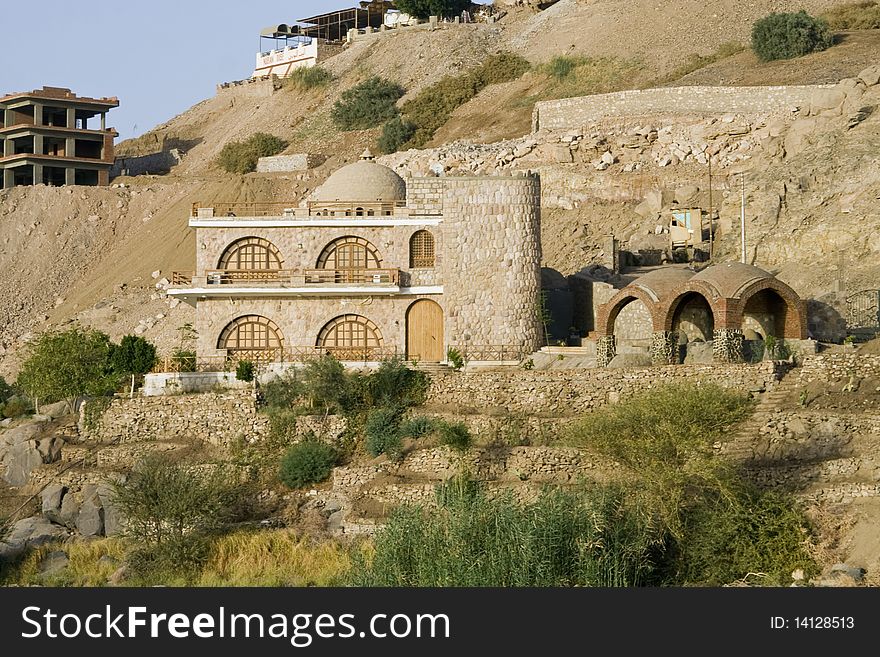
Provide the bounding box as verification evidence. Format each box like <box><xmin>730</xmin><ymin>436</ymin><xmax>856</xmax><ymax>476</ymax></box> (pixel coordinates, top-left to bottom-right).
<box><xmin>279</xmin><ymin>437</ymin><xmax>338</xmax><ymax>489</ymax></box>
<box><xmin>751</xmin><ymin>11</ymin><xmax>834</xmax><ymax>62</ymax></box>
<box><xmin>217</xmin><ymin>132</ymin><xmax>287</xmax><ymax>174</ymax></box>
<box><xmin>284</xmin><ymin>66</ymin><xmax>333</xmax><ymax>91</ymax></box>
<box><xmin>331</xmin><ymin>77</ymin><xmax>405</xmax><ymax>131</ymax></box>
<box><xmin>821</xmin><ymin>2</ymin><xmax>880</xmax><ymax>30</ymax></box>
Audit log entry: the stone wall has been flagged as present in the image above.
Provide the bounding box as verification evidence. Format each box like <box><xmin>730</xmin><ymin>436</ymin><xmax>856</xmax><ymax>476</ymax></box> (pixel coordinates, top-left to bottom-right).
<box><xmin>795</xmin><ymin>354</ymin><xmax>880</xmax><ymax>383</ymax></box>
<box><xmin>111</xmin><ymin>149</ymin><xmax>182</xmax><ymax>178</ymax></box>
<box><xmin>85</xmin><ymin>391</ymin><xmax>268</xmax><ymax>447</ymax></box>
<box><xmin>533</xmin><ymin>85</ymin><xmax>830</xmax><ymax>131</ymax></box>
<box><xmin>256</xmin><ymin>154</ymin><xmax>321</xmax><ymax>173</ymax></box>
<box><xmin>424</xmin><ymin>361</ymin><xmax>783</xmax><ymax>415</ymax></box>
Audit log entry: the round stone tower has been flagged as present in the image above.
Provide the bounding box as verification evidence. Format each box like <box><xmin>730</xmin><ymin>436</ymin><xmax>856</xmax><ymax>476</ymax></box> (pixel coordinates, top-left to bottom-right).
<box><xmin>440</xmin><ymin>172</ymin><xmax>543</xmax><ymax>353</ymax></box>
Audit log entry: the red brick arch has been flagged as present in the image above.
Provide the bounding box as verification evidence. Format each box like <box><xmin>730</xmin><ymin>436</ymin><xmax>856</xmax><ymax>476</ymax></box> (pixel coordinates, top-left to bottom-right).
<box><xmin>658</xmin><ymin>281</ymin><xmax>722</xmax><ymax>333</ymax></box>
<box><xmin>731</xmin><ymin>279</ymin><xmax>807</xmax><ymax>339</ymax></box>
<box><xmin>596</xmin><ymin>287</ymin><xmax>662</xmax><ymax>337</ymax></box>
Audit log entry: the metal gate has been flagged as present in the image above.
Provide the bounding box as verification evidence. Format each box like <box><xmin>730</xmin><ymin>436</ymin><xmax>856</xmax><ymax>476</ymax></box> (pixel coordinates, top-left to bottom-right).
<box><xmin>846</xmin><ymin>289</ymin><xmax>880</xmax><ymax>329</ymax></box>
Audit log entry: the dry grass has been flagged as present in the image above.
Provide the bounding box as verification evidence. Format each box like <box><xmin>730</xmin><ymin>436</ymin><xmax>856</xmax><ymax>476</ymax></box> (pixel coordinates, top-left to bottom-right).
<box><xmin>821</xmin><ymin>2</ymin><xmax>880</xmax><ymax>30</ymax></box>
<box><xmin>1</xmin><ymin>538</ymin><xmax>126</xmax><ymax>587</ymax></box>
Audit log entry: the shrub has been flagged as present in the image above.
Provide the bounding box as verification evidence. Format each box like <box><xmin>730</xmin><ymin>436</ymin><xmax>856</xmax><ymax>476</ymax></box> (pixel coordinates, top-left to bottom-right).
<box><xmin>546</xmin><ymin>55</ymin><xmax>578</xmax><ymax>80</ymax></box>
<box><xmin>303</xmin><ymin>354</ymin><xmax>350</xmax><ymax>412</ymax></box>
<box><xmin>394</xmin><ymin>0</ymin><xmax>472</xmax><ymax>19</ymax></box>
<box><xmin>821</xmin><ymin>2</ymin><xmax>880</xmax><ymax>30</ymax></box>
<box><xmin>437</xmin><ymin>420</ymin><xmax>472</xmax><ymax>452</ymax></box>
<box><xmin>81</xmin><ymin>396</ymin><xmax>113</xmax><ymax>432</ymax></box>
<box><xmin>365</xmin><ymin>406</ymin><xmax>404</xmax><ymax>458</ymax></box>
<box><xmin>260</xmin><ymin>371</ymin><xmax>306</xmax><ymax>409</ymax></box>
<box><xmin>401</xmin><ymin>52</ymin><xmax>529</xmax><ymax>147</ymax></box>
<box><xmin>109</xmin><ymin>455</ymin><xmax>243</xmax><ymax>546</ymax></box>
<box><xmin>279</xmin><ymin>438</ymin><xmax>338</xmax><ymax>489</ymax></box>
<box><xmin>377</xmin><ymin>117</ymin><xmax>417</xmax><ymax>154</ymax></box>
<box><xmin>1</xmin><ymin>396</ymin><xmax>31</xmax><ymax>419</ymax></box>
<box><xmin>284</xmin><ymin>66</ymin><xmax>333</xmax><ymax>91</ymax></box>
<box><xmin>217</xmin><ymin>132</ymin><xmax>287</xmax><ymax>174</ymax></box>
<box><xmin>751</xmin><ymin>11</ymin><xmax>834</xmax><ymax>62</ymax></box>
<box><xmin>763</xmin><ymin>336</ymin><xmax>792</xmax><ymax>360</ymax></box>
<box><xmin>110</xmin><ymin>334</ymin><xmax>157</xmax><ymax>394</ymax></box>
<box><xmin>331</xmin><ymin>77</ymin><xmax>405</xmax><ymax>131</ymax></box>
<box><xmin>446</xmin><ymin>347</ymin><xmax>464</xmax><ymax>371</ymax></box>
<box><xmin>351</xmin><ymin>481</ymin><xmax>660</xmax><ymax>586</ymax></box>
<box><xmin>398</xmin><ymin>415</ymin><xmax>438</xmax><ymax>439</ymax></box>
<box><xmin>236</xmin><ymin>360</ymin><xmax>255</xmax><ymax>383</ymax></box>
<box><xmin>366</xmin><ymin>356</ymin><xmax>428</xmax><ymax>408</ymax></box>
<box><xmin>17</xmin><ymin>327</ymin><xmax>118</xmax><ymax>406</ymax></box>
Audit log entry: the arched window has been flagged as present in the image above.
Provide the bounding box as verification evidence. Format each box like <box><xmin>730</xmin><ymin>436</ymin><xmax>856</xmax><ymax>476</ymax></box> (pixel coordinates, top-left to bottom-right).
<box><xmin>316</xmin><ymin>236</ymin><xmax>382</xmax><ymax>270</ymax></box>
<box><xmin>410</xmin><ymin>230</ymin><xmax>435</xmax><ymax>268</ymax></box>
<box><xmin>217</xmin><ymin>315</ymin><xmax>284</xmax><ymax>361</ymax></box>
<box><xmin>355</xmin><ymin>207</ymin><xmax>364</xmax><ymax>216</ymax></box>
<box><xmin>218</xmin><ymin>237</ymin><xmax>283</xmax><ymax>270</ymax></box>
<box><xmin>317</xmin><ymin>314</ymin><xmax>383</xmax><ymax>359</ymax></box>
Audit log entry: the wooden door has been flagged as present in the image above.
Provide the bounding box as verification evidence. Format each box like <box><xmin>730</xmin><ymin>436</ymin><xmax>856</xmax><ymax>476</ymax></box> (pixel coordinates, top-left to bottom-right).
<box><xmin>406</xmin><ymin>300</ymin><xmax>444</xmax><ymax>362</ymax></box>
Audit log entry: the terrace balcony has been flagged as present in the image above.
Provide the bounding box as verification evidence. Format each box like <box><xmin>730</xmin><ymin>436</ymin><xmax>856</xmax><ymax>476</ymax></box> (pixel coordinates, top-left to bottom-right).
<box><xmin>187</xmin><ymin>201</ymin><xmax>442</xmax><ymax>227</ymax></box>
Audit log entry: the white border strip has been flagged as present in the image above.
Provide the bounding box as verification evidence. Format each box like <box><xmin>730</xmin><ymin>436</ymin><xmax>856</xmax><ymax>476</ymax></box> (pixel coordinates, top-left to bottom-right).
<box><xmin>167</xmin><ymin>286</ymin><xmax>443</xmax><ymax>298</ymax></box>
<box><xmin>189</xmin><ymin>218</ymin><xmax>443</xmax><ymax>228</ymax></box>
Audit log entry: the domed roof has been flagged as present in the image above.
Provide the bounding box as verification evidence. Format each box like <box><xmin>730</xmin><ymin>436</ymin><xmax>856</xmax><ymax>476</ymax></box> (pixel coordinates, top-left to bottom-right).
<box><xmin>691</xmin><ymin>262</ymin><xmax>774</xmax><ymax>299</ymax></box>
<box><xmin>309</xmin><ymin>150</ymin><xmax>406</xmax><ymax>203</ymax></box>
<box><xmin>630</xmin><ymin>267</ymin><xmax>695</xmax><ymax>302</ymax></box>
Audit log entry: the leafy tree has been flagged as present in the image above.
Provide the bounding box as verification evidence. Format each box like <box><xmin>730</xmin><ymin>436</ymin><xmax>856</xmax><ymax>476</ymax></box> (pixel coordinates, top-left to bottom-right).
<box><xmin>110</xmin><ymin>335</ymin><xmax>158</xmax><ymax>397</ymax></box>
<box><xmin>751</xmin><ymin>11</ymin><xmax>834</xmax><ymax>62</ymax></box>
<box><xmin>395</xmin><ymin>0</ymin><xmax>472</xmax><ymax>19</ymax></box>
<box><xmin>17</xmin><ymin>328</ymin><xmax>118</xmax><ymax>409</ymax></box>
<box><xmin>331</xmin><ymin>77</ymin><xmax>405</xmax><ymax>131</ymax></box>
<box><xmin>378</xmin><ymin>117</ymin><xmax>417</xmax><ymax>153</ymax></box>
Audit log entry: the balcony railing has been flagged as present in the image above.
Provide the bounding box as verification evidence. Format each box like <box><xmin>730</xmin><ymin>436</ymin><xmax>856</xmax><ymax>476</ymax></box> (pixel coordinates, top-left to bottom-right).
<box><xmin>448</xmin><ymin>345</ymin><xmax>531</xmax><ymax>362</ymax></box>
<box><xmin>170</xmin><ymin>269</ymin><xmax>402</xmax><ymax>287</ymax></box>
<box><xmin>154</xmin><ymin>346</ymin><xmax>404</xmax><ymax>372</ymax></box>
<box><xmin>191</xmin><ymin>200</ymin><xmax>409</xmax><ymax>219</ymax></box>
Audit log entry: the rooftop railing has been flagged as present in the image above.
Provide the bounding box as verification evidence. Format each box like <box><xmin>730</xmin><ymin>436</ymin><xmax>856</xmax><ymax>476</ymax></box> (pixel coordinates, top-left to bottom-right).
<box><xmin>169</xmin><ymin>268</ymin><xmax>401</xmax><ymax>287</ymax></box>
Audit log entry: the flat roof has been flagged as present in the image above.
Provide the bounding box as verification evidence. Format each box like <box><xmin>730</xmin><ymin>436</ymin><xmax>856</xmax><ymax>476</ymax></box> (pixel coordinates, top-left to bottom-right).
<box><xmin>0</xmin><ymin>86</ymin><xmax>119</xmax><ymax>108</ymax></box>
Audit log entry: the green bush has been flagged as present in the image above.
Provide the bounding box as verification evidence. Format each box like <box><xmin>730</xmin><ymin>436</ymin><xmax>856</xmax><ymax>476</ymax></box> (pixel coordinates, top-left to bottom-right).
<box><xmin>1</xmin><ymin>396</ymin><xmax>31</xmax><ymax>419</ymax></box>
<box><xmin>365</xmin><ymin>406</ymin><xmax>404</xmax><ymax>458</ymax></box>
<box><xmin>284</xmin><ymin>66</ymin><xmax>333</xmax><ymax>91</ymax></box>
<box><xmin>109</xmin><ymin>455</ymin><xmax>243</xmax><ymax>547</ymax></box>
<box><xmin>331</xmin><ymin>77</ymin><xmax>405</xmax><ymax>131</ymax></box>
<box><xmin>260</xmin><ymin>371</ymin><xmax>306</xmax><ymax>410</ymax></box>
<box><xmin>217</xmin><ymin>132</ymin><xmax>287</xmax><ymax>174</ymax></box>
<box><xmin>821</xmin><ymin>2</ymin><xmax>880</xmax><ymax>30</ymax></box>
<box><xmin>351</xmin><ymin>480</ymin><xmax>660</xmax><ymax>586</ymax></box>
<box><xmin>437</xmin><ymin>420</ymin><xmax>472</xmax><ymax>452</ymax></box>
<box><xmin>303</xmin><ymin>354</ymin><xmax>351</xmax><ymax>412</ymax></box>
<box><xmin>17</xmin><ymin>327</ymin><xmax>118</xmax><ymax>406</ymax></box>
<box><xmin>377</xmin><ymin>117</ymin><xmax>417</xmax><ymax>154</ymax></box>
<box><xmin>172</xmin><ymin>349</ymin><xmax>197</xmax><ymax>373</ymax></box>
<box><xmin>279</xmin><ymin>438</ymin><xmax>338</xmax><ymax>489</ymax></box>
<box><xmin>366</xmin><ymin>356</ymin><xmax>428</xmax><ymax>408</ymax></box>
<box><xmin>401</xmin><ymin>52</ymin><xmax>529</xmax><ymax>148</ymax></box>
<box><xmin>236</xmin><ymin>360</ymin><xmax>255</xmax><ymax>383</ymax></box>
<box><xmin>546</xmin><ymin>56</ymin><xmax>578</xmax><ymax>80</ymax></box>
<box><xmin>446</xmin><ymin>347</ymin><xmax>464</xmax><ymax>371</ymax></box>
<box><xmin>394</xmin><ymin>0</ymin><xmax>471</xmax><ymax>19</ymax></box>
<box><xmin>764</xmin><ymin>336</ymin><xmax>792</xmax><ymax>360</ymax></box>
<box><xmin>751</xmin><ymin>11</ymin><xmax>834</xmax><ymax>62</ymax></box>
<box><xmin>399</xmin><ymin>415</ymin><xmax>438</xmax><ymax>439</ymax></box>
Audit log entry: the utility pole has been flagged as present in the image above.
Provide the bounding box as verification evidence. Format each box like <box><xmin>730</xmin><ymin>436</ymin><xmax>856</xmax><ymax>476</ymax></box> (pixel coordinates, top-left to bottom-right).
<box><xmin>740</xmin><ymin>172</ymin><xmax>747</xmax><ymax>264</ymax></box>
<box><xmin>707</xmin><ymin>152</ymin><xmax>713</xmax><ymax>260</ymax></box>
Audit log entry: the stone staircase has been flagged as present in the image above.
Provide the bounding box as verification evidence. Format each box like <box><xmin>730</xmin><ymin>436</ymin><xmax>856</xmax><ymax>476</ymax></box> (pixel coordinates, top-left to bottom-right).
<box><xmin>409</xmin><ymin>362</ymin><xmax>453</xmax><ymax>374</ymax></box>
<box><xmin>720</xmin><ymin>378</ymin><xmax>798</xmax><ymax>463</ymax></box>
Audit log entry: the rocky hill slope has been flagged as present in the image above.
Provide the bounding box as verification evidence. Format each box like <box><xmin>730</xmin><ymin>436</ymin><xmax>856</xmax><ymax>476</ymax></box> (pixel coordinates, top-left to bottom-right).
<box><xmin>0</xmin><ymin>1</ymin><xmax>878</xmax><ymax>374</ymax></box>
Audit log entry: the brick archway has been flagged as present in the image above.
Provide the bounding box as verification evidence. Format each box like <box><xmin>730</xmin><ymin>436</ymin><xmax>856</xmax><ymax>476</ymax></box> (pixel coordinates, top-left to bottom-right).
<box><xmin>596</xmin><ymin>287</ymin><xmax>662</xmax><ymax>337</ymax></box>
<box><xmin>660</xmin><ymin>281</ymin><xmax>722</xmax><ymax>333</ymax></box>
<box><xmin>733</xmin><ymin>279</ymin><xmax>807</xmax><ymax>339</ymax></box>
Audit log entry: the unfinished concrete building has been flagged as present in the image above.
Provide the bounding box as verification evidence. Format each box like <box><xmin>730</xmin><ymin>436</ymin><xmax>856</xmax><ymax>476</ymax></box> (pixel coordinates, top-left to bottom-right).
<box><xmin>0</xmin><ymin>87</ymin><xmax>118</xmax><ymax>189</ymax></box>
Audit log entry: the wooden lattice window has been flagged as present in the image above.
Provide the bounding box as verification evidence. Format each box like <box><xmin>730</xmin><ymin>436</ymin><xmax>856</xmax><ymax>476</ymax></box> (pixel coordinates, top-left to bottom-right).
<box><xmin>217</xmin><ymin>315</ymin><xmax>284</xmax><ymax>354</ymax></box>
<box><xmin>317</xmin><ymin>315</ymin><xmax>383</xmax><ymax>350</ymax></box>
<box><xmin>218</xmin><ymin>237</ymin><xmax>283</xmax><ymax>270</ymax></box>
<box><xmin>409</xmin><ymin>230</ymin><xmax>435</xmax><ymax>268</ymax></box>
<box><xmin>316</xmin><ymin>236</ymin><xmax>382</xmax><ymax>270</ymax></box>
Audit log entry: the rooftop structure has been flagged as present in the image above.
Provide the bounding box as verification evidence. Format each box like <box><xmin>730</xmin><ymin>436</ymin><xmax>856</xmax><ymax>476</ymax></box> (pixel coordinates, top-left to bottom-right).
<box><xmin>0</xmin><ymin>86</ymin><xmax>118</xmax><ymax>189</ymax></box>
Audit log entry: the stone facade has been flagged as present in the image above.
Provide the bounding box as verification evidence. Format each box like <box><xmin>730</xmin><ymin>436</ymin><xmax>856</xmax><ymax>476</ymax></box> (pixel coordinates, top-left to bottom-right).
<box><xmin>174</xmin><ymin>158</ymin><xmax>543</xmax><ymax>364</ymax></box>
<box><xmin>533</xmin><ymin>85</ymin><xmax>831</xmax><ymax>131</ymax></box>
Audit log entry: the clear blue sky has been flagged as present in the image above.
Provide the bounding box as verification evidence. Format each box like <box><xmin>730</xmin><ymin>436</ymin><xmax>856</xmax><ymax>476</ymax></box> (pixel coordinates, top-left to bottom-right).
<box><xmin>0</xmin><ymin>1</ymin><xmax>349</xmax><ymax>140</ymax></box>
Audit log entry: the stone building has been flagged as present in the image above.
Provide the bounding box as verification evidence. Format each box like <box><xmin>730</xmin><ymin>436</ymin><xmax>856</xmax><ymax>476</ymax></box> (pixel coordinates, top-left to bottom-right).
<box><xmin>594</xmin><ymin>262</ymin><xmax>808</xmax><ymax>366</ymax></box>
<box><xmin>168</xmin><ymin>151</ymin><xmax>543</xmax><ymax>367</ymax></box>
<box><xmin>0</xmin><ymin>86</ymin><xmax>118</xmax><ymax>189</ymax></box>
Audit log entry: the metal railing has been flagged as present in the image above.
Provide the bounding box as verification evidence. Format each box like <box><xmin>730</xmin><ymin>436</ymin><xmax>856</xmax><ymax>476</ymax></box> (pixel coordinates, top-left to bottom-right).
<box><xmin>170</xmin><ymin>269</ymin><xmax>401</xmax><ymax>288</ymax></box>
<box><xmin>846</xmin><ymin>289</ymin><xmax>880</xmax><ymax>329</ymax></box>
<box><xmin>153</xmin><ymin>346</ymin><xmax>404</xmax><ymax>373</ymax></box>
<box><xmin>191</xmin><ymin>200</ymin><xmax>408</xmax><ymax>218</ymax></box>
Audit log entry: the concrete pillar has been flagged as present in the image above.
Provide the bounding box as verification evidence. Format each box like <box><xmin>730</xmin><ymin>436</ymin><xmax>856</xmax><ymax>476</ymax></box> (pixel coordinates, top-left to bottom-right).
<box><xmin>596</xmin><ymin>335</ymin><xmax>616</xmax><ymax>367</ymax></box>
<box><xmin>33</xmin><ymin>163</ymin><xmax>43</xmax><ymax>185</ymax></box>
<box><xmin>3</xmin><ymin>137</ymin><xmax>11</xmax><ymax>157</ymax></box>
<box><xmin>712</xmin><ymin>328</ymin><xmax>744</xmax><ymax>363</ymax></box>
<box><xmin>33</xmin><ymin>134</ymin><xmax>43</xmax><ymax>156</ymax></box>
<box><xmin>66</xmin><ymin>137</ymin><xmax>75</xmax><ymax>159</ymax></box>
<box><xmin>1</xmin><ymin>108</ymin><xmax>7</xmax><ymax>129</ymax></box>
<box><xmin>650</xmin><ymin>331</ymin><xmax>679</xmax><ymax>365</ymax></box>
<box><xmin>33</xmin><ymin>102</ymin><xmax>43</xmax><ymax>126</ymax></box>
<box><xmin>3</xmin><ymin>168</ymin><xmax>13</xmax><ymax>189</ymax></box>
<box><xmin>66</xmin><ymin>107</ymin><xmax>76</xmax><ymax>129</ymax></box>
<box><xmin>65</xmin><ymin>167</ymin><xmax>76</xmax><ymax>185</ymax></box>
<box><xmin>101</xmin><ymin>112</ymin><xmax>106</xmax><ymax>130</ymax></box>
